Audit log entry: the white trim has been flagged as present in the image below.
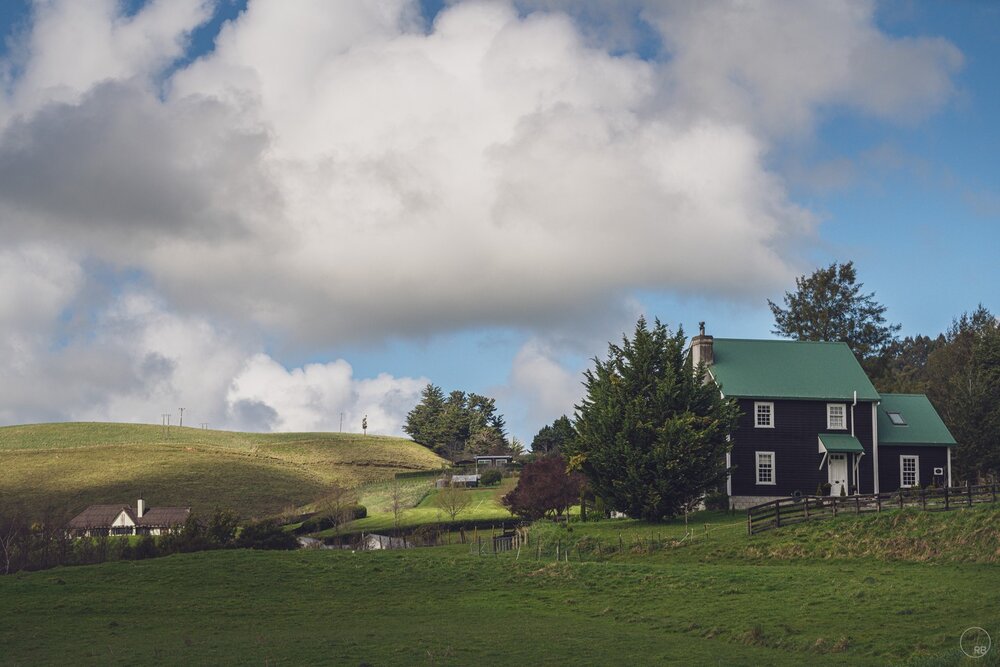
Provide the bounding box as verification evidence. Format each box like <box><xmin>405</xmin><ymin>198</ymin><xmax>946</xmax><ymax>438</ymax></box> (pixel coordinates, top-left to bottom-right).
<box><xmin>725</xmin><ymin>445</ymin><xmax>732</xmax><ymax>496</ymax></box>
<box><xmin>947</xmin><ymin>448</ymin><xmax>952</xmax><ymax>487</ymax></box>
<box><xmin>872</xmin><ymin>402</ymin><xmax>880</xmax><ymax>494</ymax></box>
<box><xmin>827</xmin><ymin>403</ymin><xmax>847</xmax><ymax>430</ymax></box>
<box><xmin>754</xmin><ymin>402</ymin><xmax>774</xmax><ymax>429</ymax></box>
<box><xmin>900</xmin><ymin>454</ymin><xmax>919</xmax><ymax>488</ymax></box>
<box><xmin>755</xmin><ymin>451</ymin><xmax>776</xmax><ymax>485</ymax></box>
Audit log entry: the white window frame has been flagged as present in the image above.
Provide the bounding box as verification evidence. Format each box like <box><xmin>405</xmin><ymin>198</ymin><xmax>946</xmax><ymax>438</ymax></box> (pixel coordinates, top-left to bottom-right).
<box><xmin>827</xmin><ymin>403</ymin><xmax>847</xmax><ymax>430</ymax></box>
<box><xmin>754</xmin><ymin>402</ymin><xmax>774</xmax><ymax>429</ymax></box>
<box><xmin>755</xmin><ymin>451</ymin><xmax>776</xmax><ymax>485</ymax></box>
<box><xmin>900</xmin><ymin>455</ymin><xmax>919</xmax><ymax>488</ymax></box>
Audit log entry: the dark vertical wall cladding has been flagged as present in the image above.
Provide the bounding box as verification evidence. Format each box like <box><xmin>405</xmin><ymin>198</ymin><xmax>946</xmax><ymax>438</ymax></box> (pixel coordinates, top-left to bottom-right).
<box><xmin>853</xmin><ymin>402</ymin><xmax>875</xmax><ymax>494</ymax></box>
<box><xmin>877</xmin><ymin>446</ymin><xmax>948</xmax><ymax>493</ymax></box>
<box><xmin>730</xmin><ymin>398</ymin><xmax>876</xmax><ymax>497</ymax></box>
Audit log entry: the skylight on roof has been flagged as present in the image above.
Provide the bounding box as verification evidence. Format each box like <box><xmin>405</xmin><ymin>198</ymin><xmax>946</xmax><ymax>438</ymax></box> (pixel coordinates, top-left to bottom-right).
<box><xmin>887</xmin><ymin>412</ymin><xmax>906</xmax><ymax>426</ymax></box>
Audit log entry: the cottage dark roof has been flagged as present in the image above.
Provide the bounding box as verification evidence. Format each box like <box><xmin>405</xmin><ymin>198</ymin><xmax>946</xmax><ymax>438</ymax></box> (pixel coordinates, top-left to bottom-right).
<box><xmin>708</xmin><ymin>339</ymin><xmax>880</xmax><ymax>401</ymax></box>
<box><xmin>67</xmin><ymin>505</ymin><xmax>136</xmax><ymax>529</ymax></box>
<box><xmin>137</xmin><ymin>507</ymin><xmax>191</xmax><ymax>527</ymax></box>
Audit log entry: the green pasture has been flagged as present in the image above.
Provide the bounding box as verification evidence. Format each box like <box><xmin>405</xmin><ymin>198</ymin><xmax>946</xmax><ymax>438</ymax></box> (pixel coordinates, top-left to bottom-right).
<box><xmin>318</xmin><ymin>476</ymin><xmax>516</xmax><ymax>535</ymax></box>
<box><xmin>1</xmin><ymin>530</ymin><xmax>997</xmax><ymax>666</ymax></box>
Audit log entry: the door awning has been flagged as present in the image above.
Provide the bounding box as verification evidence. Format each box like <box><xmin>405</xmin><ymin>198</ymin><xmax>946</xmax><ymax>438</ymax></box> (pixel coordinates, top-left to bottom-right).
<box><xmin>818</xmin><ymin>434</ymin><xmax>865</xmax><ymax>454</ymax></box>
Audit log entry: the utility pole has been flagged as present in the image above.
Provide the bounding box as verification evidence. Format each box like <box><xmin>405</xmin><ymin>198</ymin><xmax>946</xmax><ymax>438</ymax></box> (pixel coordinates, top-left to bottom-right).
<box><xmin>200</xmin><ymin>422</ymin><xmax>209</xmax><ymax>430</ymax></box>
<box><xmin>339</xmin><ymin>412</ymin><xmax>344</xmax><ymax>433</ymax></box>
<box><xmin>161</xmin><ymin>413</ymin><xmax>171</xmax><ymax>437</ymax></box>
<box><xmin>178</xmin><ymin>407</ymin><xmax>185</xmax><ymax>428</ymax></box>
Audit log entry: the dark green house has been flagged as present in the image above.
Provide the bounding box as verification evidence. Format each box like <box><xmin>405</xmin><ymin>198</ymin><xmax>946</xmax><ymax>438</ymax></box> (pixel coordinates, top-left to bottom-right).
<box><xmin>689</xmin><ymin>330</ymin><xmax>956</xmax><ymax>509</ymax></box>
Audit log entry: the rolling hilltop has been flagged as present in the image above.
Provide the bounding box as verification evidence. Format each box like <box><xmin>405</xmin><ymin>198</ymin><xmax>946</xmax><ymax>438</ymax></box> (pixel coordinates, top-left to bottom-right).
<box><xmin>0</xmin><ymin>422</ymin><xmax>447</xmax><ymax>519</ymax></box>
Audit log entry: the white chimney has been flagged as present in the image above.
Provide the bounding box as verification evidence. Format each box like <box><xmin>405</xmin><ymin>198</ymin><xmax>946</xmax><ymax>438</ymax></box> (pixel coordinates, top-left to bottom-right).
<box><xmin>690</xmin><ymin>321</ymin><xmax>714</xmax><ymax>367</ymax></box>
<box><xmin>137</xmin><ymin>498</ymin><xmax>145</xmax><ymax>518</ymax></box>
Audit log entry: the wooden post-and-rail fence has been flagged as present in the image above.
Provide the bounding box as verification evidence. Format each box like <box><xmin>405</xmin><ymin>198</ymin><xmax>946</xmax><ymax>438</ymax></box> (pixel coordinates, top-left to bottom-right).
<box><xmin>746</xmin><ymin>482</ymin><xmax>999</xmax><ymax>536</ymax></box>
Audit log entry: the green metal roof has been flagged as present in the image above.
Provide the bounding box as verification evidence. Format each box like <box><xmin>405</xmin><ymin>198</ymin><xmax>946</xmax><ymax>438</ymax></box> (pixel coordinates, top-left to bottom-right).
<box><xmin>877</xmin><ymin>394</ymin><xmax>957</xmax><ymax>447</ymax></box>
<box><xmin>818</xmin><ymin>433</ymin><xmax>865</xmax><ymax>454</ymax></box>
<box><xmin>708</xmin><ymin>339</ymin><xmax>880</xmax><ymax>401</ymax></box>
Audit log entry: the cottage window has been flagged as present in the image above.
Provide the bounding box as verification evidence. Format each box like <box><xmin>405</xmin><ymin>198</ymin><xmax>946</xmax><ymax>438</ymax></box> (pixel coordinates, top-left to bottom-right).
<box><xmin>755</xmin><ymin>451</ymin><xmax>775</xmax><ymax>485</ymax></box>
<box><xmin>754</xmin><ymin>402</ymin><xmax>774</xmax><ymax>428</ymax></box>
<box><xmin>900</xmin><ymin>455</ymin><xmax>919</xmax><ymax>488</ymax></box>
<box><xmin>827</xmin><ymin>403</ymin><xmax>847</xmax><ymax>430</ymax></box>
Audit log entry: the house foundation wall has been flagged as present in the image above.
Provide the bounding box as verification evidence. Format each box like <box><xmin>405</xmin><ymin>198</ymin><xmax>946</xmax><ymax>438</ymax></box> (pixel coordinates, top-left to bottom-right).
<box><xmin>729</xmin><ymin>495</ymin><xmax>786</xmax><ymax>510</ymax></box>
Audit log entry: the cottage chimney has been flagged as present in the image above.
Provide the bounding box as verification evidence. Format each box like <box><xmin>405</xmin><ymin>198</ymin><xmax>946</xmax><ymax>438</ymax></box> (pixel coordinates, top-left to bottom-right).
<box><xmin>137</xmin><ymin>497</ymin><xmax>146</xmax><ymax>518</ymax></box>
<box><xmin>690</xmin><ymin>321</ymin><xmax>714</xmax><ymax>367</ymax></box>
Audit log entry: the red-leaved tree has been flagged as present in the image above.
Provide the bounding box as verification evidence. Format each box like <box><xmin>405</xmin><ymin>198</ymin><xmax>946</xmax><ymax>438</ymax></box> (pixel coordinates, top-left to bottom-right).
<box><xmin>501</xmin><ymin>455</ymin><xmax>583</xmax><ymax>520</ymax></box>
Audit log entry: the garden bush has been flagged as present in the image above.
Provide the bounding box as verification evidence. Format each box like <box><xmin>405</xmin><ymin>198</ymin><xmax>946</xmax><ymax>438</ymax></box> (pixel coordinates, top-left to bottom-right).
<box><xmin>480</xmin><ymin>468</ymin><xmax>503</xmax><ymax>486</ymax></box>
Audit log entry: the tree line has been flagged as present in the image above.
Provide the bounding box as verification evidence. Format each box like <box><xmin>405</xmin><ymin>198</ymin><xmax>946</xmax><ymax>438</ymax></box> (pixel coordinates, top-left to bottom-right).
<box><xmin>0</xmin><ymin>509</ymin><xmax>299</xmax><ymax>576</ymax></box>
<box><xmin>403</xmin><ymin>384</ymin><xmax>521</xmax><ymax>459</ymax></box>
<box><xmin>770</xmin><ymin>261</ymin><xmax>999</xmax><ymax>483</ymax></box>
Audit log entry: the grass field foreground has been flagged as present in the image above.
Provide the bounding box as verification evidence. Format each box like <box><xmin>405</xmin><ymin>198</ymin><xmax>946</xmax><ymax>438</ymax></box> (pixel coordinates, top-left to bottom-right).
<box><xmin>1</xmin><ymin>539</ymin><xmax>997</xmax><ymax>666</ymax></box>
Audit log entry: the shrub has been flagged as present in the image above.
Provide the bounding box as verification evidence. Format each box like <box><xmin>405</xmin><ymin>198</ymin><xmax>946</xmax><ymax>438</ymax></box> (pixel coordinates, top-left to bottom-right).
<box><xmin>502</xmin><ymin>455</ymin><xmax>583</xmax><ymax>520</ymax></box>
<box><xmin>704</xmin><ymin>490</ymin><xmax>729</xmax><ymax>511</ymax></box>
<box><xmin>207</xmin><ymin>509</ymin><xmax>240</xmax><ymax>547</ymax></box>
<box><xmin>236</xmin><ymin>519</ymin><xmax>299</xmax><ymax>550</ymax></box>
<box><xmin>480</xmin><ymin>468</ymin><xmax>503</xmax><ymax>486</ymax></box>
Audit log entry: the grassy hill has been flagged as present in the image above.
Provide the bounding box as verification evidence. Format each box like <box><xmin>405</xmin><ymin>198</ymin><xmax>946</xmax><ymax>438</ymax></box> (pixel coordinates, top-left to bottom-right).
<box><xmin>0</xmin><ymin>422</ymin><xmax>447</xmax><ymax>518</ymax></box>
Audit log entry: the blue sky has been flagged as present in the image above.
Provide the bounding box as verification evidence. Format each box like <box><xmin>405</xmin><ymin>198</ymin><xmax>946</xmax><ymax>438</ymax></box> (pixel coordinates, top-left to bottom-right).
<box><xmin>0</xmin><ymin>1</ymin><xmax>997</xmax><ymax>444</ymax></box>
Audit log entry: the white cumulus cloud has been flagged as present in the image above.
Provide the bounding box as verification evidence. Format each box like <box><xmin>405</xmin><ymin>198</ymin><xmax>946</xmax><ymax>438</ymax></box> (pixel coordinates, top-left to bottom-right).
<box><xmin>0</xmin><ymin>0</ymin><xmax>964</xmax><ymax>431</ymax></box>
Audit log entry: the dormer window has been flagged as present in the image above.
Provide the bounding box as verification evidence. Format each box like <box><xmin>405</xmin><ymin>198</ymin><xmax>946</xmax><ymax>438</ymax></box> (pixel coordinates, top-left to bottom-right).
<box><xmin>827</xmin><ymin>403</ymin><xmax>846</xmax><ymax>430</ymax></box>
<box><xmin>755</xmin><ymin>402</ymin><xmax>774</xmax><ymax>428</ymax></box>
<box><xmin>887</xmin><ymin>412</ymin><xmax>906</xmax><ymax>426</ymax></box>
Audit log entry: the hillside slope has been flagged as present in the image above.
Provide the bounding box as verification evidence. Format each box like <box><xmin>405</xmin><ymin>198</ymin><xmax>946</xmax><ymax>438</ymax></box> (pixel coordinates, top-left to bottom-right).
<box><xmin>0</xmin><ymin>422</ymin><xmax>446</xmax><ymax>519</ymax></box>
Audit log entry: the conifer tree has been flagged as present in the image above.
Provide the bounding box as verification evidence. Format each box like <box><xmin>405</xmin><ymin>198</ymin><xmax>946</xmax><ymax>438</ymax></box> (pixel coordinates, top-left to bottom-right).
<box><xmin>567</xmin><ymin>317</ymin><xmax>738</xmax><ymax>521</ymax></box>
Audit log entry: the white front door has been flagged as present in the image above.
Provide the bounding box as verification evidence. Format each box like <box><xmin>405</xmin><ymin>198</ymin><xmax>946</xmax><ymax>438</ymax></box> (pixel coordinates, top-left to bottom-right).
<box><xmin>829</xmin><ymin>453</ymin><xmax>848</xmax><ymax>496</ymax></box>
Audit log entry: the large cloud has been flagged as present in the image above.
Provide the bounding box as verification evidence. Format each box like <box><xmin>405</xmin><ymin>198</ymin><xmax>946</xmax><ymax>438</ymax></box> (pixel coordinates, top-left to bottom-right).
<box><xmin>0</xmin><ymin>266</ymin><xmax>425</xmax><ymax>433</ymax></box>
<box><xmin>0</xmin><ymin>0</ymin><xmax>962</xmax><ymax>431</ymax></box>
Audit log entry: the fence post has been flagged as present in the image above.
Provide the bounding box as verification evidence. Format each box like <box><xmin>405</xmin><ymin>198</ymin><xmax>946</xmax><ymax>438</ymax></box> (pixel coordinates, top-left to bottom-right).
<box><xmin>775</xmin><ymin>500</ymin><xmax>781</xmax><ymax>528</ymax></box>
<box><xmin>921</xmin><ymin>489</ymin><xmax>926</xmax><ymax>511</ymax></box>
<box><xmin>855</xmin><ymin>495</ymin><xmax>861</xmax><ymax>514</ymax></box>
<box><xmin>968</xmin><ymin>481</ymin><xmax>973</xmax><ymax>507</ymax></box>
<box><xmin>993</xmin><ymin>483</ymin><xmax>997</xmax><ymax>504</ymax></box>
<box><xmin>747</xmin><ymin>509</ymin><xmax>752</xmax><ymax>536</ymax></box>
<box><xmin>803</xmin><ymin>497</ymin><xmax>810</xmax><ymax>521</ymax></box>
<box><xmin>876</xmin><ymin>494</ymin><xmax>881</xmax><ymax>513</ymax></box>
<box><xmin>944</xmin><ymin>485</ymin><xmax>949</xmax><ymax>510</ymax></box>
<box><xmin>898</xmin><ymin>492</ymin><xmax>903</xmax><ymax>509</ymax></box>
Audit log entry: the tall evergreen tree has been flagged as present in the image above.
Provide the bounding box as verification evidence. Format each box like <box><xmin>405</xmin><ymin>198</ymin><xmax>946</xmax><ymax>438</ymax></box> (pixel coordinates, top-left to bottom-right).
<box><xmin>402</xmin><ymin>384</ymin><xmax>446</xmax><ymax>449</ymax></box>
<box><xmin>567</xmin><ymin>317</ymin><xmax>739</xmax><ymax>521</ymax></box>
<box><xmin>925</xmin><ymin>306</ymin><xmax>1000</xmax><ymax>482</ymax></box>
<box><xmin>768</xmin><ymin>261</ymin><xmax>900</xmax><ymax>360</ymax></box>
<box><xmin>403</xmin><ymin>385</ymin><xmax>510</xmax><ymax>459</ymax></box>
<box><xmin>530</xmin><ymin>415</ymin><xmax>576</xmax><ymax>455</ymax></box>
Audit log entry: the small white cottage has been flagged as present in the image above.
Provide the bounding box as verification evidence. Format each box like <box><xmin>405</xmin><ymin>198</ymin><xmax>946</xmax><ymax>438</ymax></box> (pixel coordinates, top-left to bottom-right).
<box><xmin>67</xmin><ymin>499</ymin><xmax>190</xmax><ymax>537</ymax></box>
